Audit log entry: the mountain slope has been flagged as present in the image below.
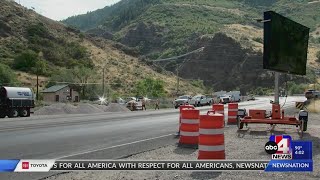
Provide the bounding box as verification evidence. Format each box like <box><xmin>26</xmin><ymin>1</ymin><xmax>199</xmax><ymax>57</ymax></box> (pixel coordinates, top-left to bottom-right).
<box><xmin>63</xmin><ymin>0</ymin><xmax>320</xmax><ymax>93</ymax></box>
<box><xmin>0</xmin><ymin>0</ymin><xmax>203</xmax><ymax>96</ymax></box>
<box><xmin>63</xmin><ymin>0</ymin><xmax>320</xmax><ymax>60</ymax></box>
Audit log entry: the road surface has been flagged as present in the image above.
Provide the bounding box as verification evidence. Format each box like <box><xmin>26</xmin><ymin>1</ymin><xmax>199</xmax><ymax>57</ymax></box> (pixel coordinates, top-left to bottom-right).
<box><xmin>0</xmin><ymin>96</ymin><xmax>305</xmax><ymax>180</ymax></box>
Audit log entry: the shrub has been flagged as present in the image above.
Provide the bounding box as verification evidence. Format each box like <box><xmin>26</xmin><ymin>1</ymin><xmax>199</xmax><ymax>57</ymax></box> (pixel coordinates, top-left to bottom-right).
<box><xmin>13</xmin><ymin>50</ymin><xmax>38</xmax><ymax>72</ymax></box>
<box><xmin>0</xmin><ymin>63</ymin><xmax>18</xmax><ymax>86</ymax></box>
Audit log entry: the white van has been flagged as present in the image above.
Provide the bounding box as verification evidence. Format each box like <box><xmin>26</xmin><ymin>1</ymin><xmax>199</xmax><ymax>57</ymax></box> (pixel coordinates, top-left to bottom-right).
<box><xmin>226</xmin><ymin>91</ymin><xmax>241</xmax><ymax>102</ymax></box>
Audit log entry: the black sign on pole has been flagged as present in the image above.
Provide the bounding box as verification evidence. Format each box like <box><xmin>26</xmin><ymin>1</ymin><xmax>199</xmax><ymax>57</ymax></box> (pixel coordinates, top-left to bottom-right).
<box><xmin>263</xmin><ymin>11</ymin><xmax>310</xmax><ymax>76</ymax></box>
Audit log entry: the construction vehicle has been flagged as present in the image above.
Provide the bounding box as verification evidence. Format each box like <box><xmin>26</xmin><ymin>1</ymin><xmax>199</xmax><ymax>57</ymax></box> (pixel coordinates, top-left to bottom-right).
<box><xmin>0</xmin><ymin>86</ymin><xmax>35</xmax><ymax>118</ymax></box>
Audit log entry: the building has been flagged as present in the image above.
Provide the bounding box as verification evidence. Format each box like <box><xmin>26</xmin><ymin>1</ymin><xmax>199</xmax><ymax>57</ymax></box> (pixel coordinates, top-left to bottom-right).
<box><xmin>41</xmin><ymin>84</ymin><xmax>79</xmax><ymax>102</ymax></box>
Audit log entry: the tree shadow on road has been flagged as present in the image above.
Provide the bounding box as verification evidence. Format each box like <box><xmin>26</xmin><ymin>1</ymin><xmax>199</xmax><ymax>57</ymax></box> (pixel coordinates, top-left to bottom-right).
<box><xmin>190</xmin><ymin>172</ymin><xmax>222</xmax><ymax>179</ymax></box>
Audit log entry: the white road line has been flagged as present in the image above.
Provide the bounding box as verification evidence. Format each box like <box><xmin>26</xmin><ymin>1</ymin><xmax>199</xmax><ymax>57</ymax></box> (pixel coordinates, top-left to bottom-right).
<box><xmin>56</xmin><ymin>133</ymin><xmax>175</xmax><ymax>159</ymax></box>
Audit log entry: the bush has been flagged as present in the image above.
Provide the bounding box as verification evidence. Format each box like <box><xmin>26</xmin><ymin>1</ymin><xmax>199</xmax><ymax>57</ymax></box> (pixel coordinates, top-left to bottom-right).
<box><xmin>27</xmin><ymin>23</ymin><xmax>49</xmax><ymax>38</ymax></box>
<box><xmin>287</xmin><ymin>81</ymin><xmax>308</xmax><ymax>95</ymax></box>
<box><xmin>190</xmin><ymin>80</ymin><xmax>205</xmax><ymax>89</ymax></box>
<box><xmin>13</xmin><ymin>50</ymin><xmax>38</xmax><ymax>72</ymax></box>
<box><xmin>0</xmin><ymin>63</ymin><xmax>18</xmax><ymax>86</ymax></box>
<box><xmin>134</xmin><ymin>77</ymin><xmax>166</xmax><ymax>97</ymax></box>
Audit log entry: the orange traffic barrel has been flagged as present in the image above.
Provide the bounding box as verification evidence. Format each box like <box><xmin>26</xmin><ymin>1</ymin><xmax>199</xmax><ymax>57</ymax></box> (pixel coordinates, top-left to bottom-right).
<box><xmin>179</xmin><ymin>109</ymin><xmax>199</xmax><ymax>146</ymax></box>
<box><xmin>212</xmin><ymin>104</ymin><xmax>224</xmax><ymax>115</ymax></box>
<box><xmin>198</xmin><ymin>112</ymin><xmax>225</xmax><ymax>159</ymax></box>
<box><xmin>228</xmin><ymin>103</ymin><xmax>238</xmax><ymax>124</ymax></box>
<box><xmin>178</xmin><ymin>105</ymin><xmax>195</xmax><ymax>133</ymax></box>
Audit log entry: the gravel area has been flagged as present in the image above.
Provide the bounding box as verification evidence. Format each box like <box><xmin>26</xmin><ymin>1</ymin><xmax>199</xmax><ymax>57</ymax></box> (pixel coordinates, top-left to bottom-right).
<box><xmin>34</xmin><ymin>103</ymin><xmax>129</xmax><ymax>115</ymax></box>
<box><xmin>45</xmin><ymin>109</ymin><xmax>320</xmax><ymax>180</ymax></box>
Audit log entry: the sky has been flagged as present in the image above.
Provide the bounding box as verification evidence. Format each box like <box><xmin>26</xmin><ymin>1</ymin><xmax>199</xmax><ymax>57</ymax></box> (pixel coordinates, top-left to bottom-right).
<box><xmin>14</xmin><ymin>0</ymin><xmax>121</xmax><ymax>21</ymax></box>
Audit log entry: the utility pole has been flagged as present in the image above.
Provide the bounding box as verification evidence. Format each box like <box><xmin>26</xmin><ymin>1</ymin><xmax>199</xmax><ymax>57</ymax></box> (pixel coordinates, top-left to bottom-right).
<box><xmin>102</xmin><ymin>66</ymin><xmax>105</xmax><ymax>96</ymax></box>
<box><xmin>177</xmin><ymin>74</ymin><xmax>180</xmax><ymax>96</ymax></box>
<box><xmin>36</xmin><ymin>72</ymin><xmax>39</xmax><ymax>101</ymax></box>
<box><xmin>36</xmin><ymin>51</ymin><xmax>43</xmax><ymax>101</ymax></box>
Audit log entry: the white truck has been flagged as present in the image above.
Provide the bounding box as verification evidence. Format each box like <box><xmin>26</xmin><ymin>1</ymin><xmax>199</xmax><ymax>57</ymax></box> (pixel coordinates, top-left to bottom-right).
<box><xmin>0</xmin><ymin>86</ymin><xmax>35</xmax><ymax>118</ymax></box>
<box><xmin>219</xmin><ymin>91</ymin><xmax>241</xmax><ymax>104</ymax></box>
<box><xmin>189</xmin><ymin>95</ymin><xmax>213</xmax><ymax>107</ymax></box>
<box><xmin>213</xmin><ymin>91</ymin><xmax>227</xmax><ymax>103</ymax></box>
<box><xmin>226</xmin><ymin>91</ymin><xmax>241</xmax><ymax>102</ymax></box>
<box><xmin>174</xmin><ymin>95</ymin><xmax>192</xmax><ymax>109</ymax></box>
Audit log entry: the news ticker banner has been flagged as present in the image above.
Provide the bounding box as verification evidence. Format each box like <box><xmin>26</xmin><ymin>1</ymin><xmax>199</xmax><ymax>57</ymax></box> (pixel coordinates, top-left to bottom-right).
<box><xmin>0</xmin><ymin>160</ymin><xmax>313</xmax><ymax>172</ymax></box>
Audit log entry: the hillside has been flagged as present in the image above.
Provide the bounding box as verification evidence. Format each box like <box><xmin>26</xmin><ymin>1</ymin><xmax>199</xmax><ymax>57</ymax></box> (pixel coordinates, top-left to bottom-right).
<box><xmin>64</xmin><ymin>0</ymin><xmax>320</xmax><ymax>57</ymax></box>
<box><xmin>63</xmin><ymin>0</ymin><xmax>320</xmax><ymax>92</ymax></box>
<box><xmin>0</xmin><ymin>0</ymin><xmax>203</xmax><ymax>97</ymax></box>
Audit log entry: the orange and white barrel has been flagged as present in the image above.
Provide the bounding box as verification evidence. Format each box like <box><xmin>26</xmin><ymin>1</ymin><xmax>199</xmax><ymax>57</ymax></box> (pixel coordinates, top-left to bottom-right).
<box><xmin>178</xmin><ymin>105</ymin><xmax>195</xmax><ymax>133</ymax></box>
<box><xmin>228</xmin><ymin>103</ymin><xmax>238</xmax><ymax>124</ymax></box>
<box><xmin>212</xmin><ymin>104</ymin><xmax>224</xmax><ymax>115</ymax></box>
<box><xmin>179</xmin><ymin>109</ymin><xmax>199</xmax><ymax>145</ymax></box>
<box><xmin>198</xmin><ymin>112</ymin><xmax>225</xmax><ymax>159</ymax></box>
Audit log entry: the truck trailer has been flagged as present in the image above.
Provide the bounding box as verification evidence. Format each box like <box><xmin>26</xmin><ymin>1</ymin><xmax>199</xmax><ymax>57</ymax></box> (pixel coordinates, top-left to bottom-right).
<box><xmin>0</xmin><ymin>87</ymin><xmax>35</xmax><ymax>118</ymax></box>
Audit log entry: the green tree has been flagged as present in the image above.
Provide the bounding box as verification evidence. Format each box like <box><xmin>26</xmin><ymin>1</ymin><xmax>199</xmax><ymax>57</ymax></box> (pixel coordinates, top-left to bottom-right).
<box><xmin>13</xmin><ymin>50</ymin><xmax>38</xmax><ymax>72</ymax></box>
<box><xmin>134</xmin><ymin>77</ymin><xmax>166</xmax><ymax>97</ymax></box>
<box><xmin>287</xmin><ymin>81</ymin><xmax>307</xmax><ymax>95</ymax></box>
<box><xmin>0</xmin><ymin>63</ymin><xmax>18</xmax><ymax>86</ymax></box>
<box><xmin>31</xmin><ymin>52</ymin><xmax>48</xmax><ymax>76</ymax></box>
<box><xmin>73</xmin><ymin>66</ymin><xmax>98</xmax><ymax>99</ymax></box>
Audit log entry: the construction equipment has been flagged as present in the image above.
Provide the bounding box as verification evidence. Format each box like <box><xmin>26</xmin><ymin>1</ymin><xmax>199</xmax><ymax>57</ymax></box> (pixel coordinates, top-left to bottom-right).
<box><xmin>237</xmin><ymin>11</ymin><xmax>310</xmax><ymax>137</ymax></box>
<box><xmin>237</xmin><ymin>103</ymin><xmax>308</xmax><ymax>136</ymax></box>
<box><xmin>0</xmin><ymin>86</ymin><xmax>35</xmax><ymax>118</ymax></box>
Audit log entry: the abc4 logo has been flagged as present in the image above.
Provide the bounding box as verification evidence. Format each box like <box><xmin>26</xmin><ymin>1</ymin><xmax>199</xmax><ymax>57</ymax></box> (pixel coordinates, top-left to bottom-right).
<box><xmin>265</xmin><ymin>136</ymin><xmax>291</xmax><ymax>155</ymax></box>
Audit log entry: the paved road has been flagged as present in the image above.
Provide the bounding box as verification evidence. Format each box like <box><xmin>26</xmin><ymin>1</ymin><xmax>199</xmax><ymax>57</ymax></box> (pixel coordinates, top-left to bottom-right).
<box><xmin>0</xmin><ymin>96</ymin><xmax>305</xmax><ymax>180</ymax></box>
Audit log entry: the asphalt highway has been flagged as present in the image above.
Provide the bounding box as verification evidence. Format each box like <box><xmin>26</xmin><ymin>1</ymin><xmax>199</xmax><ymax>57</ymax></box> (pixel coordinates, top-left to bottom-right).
<box><xmin>0</xmin><ymin>96</ymin><xmax>305</xmax><ymax>180</ymax></box>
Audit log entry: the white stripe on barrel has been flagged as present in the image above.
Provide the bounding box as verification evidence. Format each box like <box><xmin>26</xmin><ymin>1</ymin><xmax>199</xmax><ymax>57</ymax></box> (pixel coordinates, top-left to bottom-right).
<box><xmin>180</xmin><ymin>131</ymin><xmax>198</xmax><ymax>136</ymax></box>
<box><xmin>215</xmin><ymin>111</ymin><xmax>224</xmax><ymax>114</ymax></box>
<box><xmin>181</xmin><ymin>119</ymin><xmax>198</xmax><ymax>124</ymax></box>
<box><xmin>199</xmin><ymin>128</ymin><xmax>224</xmax><ymax>135</ymax></box>
<box><xmin>199</xmin><ymin>145</ymin><xmax>225</xmax><ymax>151</ymax></box>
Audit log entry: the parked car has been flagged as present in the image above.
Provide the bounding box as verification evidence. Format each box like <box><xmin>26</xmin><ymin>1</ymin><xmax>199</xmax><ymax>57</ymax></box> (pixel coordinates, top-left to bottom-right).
<box><xmin>126</xmin><ymin>100</ymin><xmax>142</xmax><ymax>111</ymax></box>
<box><xmin>219</xmin><ymin>95</ymin><xmax>231</xmax><ymax>104</ymax></box>
<box><xmin>189</xmin><ymin>95</ymin><xmax>213</xmax><ymax>107</ymax></box>
<box><xmin>174</xmin><ymin>95</ymin><xmax>192</xmax><ymax>109</ymax></box>
<box><xmin>305</xmin><ymin>89</ymin><xmax>320</xmax><ymax>99</ymax></box>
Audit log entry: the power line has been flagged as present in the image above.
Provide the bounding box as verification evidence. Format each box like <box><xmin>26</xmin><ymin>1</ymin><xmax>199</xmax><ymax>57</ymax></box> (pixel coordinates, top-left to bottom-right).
<box><xmin>149</xmin><ymin>47</ymin><xmax>205</xmax><ymax>62</ymax></box>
